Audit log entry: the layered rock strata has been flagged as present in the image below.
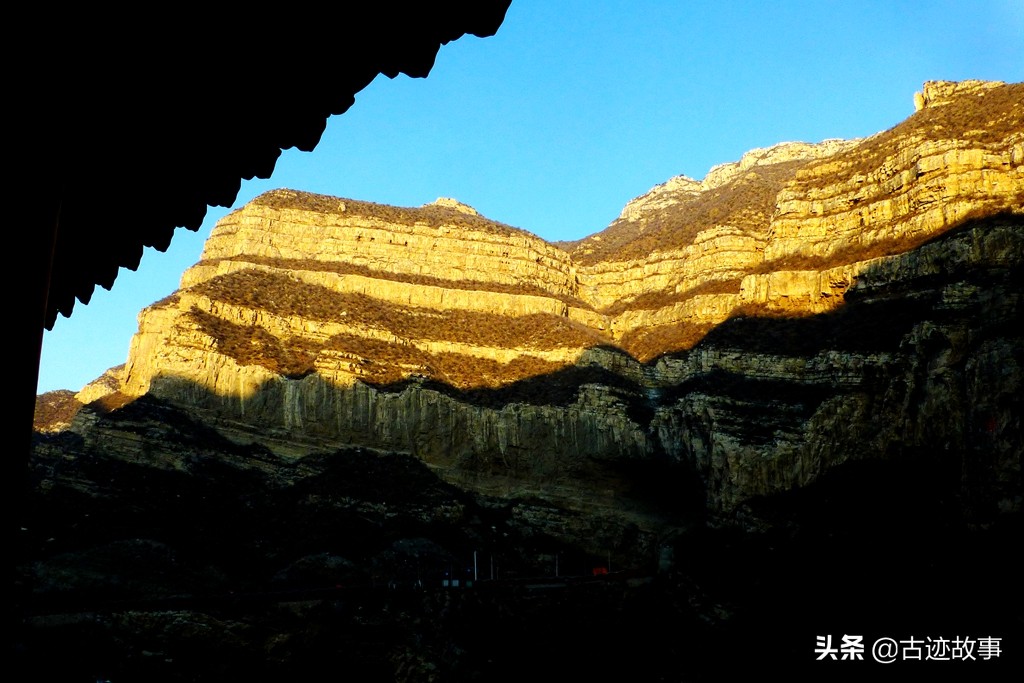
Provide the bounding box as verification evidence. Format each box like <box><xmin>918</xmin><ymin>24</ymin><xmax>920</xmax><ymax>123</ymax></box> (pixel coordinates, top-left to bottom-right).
<box><xmin>69</xmin><ymin>80</ymin><xmax>1022</xmax><ymax>522</ymax></box>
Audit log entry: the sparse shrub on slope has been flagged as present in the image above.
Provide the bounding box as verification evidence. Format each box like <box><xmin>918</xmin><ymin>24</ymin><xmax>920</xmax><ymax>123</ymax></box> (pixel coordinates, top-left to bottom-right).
<box><xmin>571</xmin><ymin>161</ymin><xmax>806</xmax><ymax>265</ymax></box>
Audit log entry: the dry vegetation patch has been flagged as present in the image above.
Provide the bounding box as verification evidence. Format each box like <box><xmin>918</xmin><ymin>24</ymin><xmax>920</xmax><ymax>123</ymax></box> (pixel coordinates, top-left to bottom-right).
<box><xmin>431</xmin><ymin>353</ymin><xmax>568</xmax><ymax>389</ymax></box>
<box><xmin>187</xmin><ymin>313</ymin><xmax>577</xmax><ymax>389</ymax></box>
<box><xmin>252</xmin><ymin>189</ymin><xmax>543</xmax><ymax>242</ymax></box>
<box><xmin>33</xmin><ymin>390</ymin><xmax>83</xmax><ymax>432</ymax></box>
<box><xmin>203</xmin><ymin>255</ymin><xmax>592</xmax><ymax>310</ymax></box>
<box><xmin>757</xmin><ymin>202</ymin><xmax>1024</xmax><ymax>274</ymax></box>
<box><xmin>571</xmin><ymin>161</ymin><xmax>806</xmax><ymax>265</ymax></box>
<box><xmin>192</xmin><ymin>271</ymin><xmax>605</xmax><ymax>350</ymax></box>
<box><xmin>794</xmin><ymin>82</ymin><xmax>1023</xmax><ymax>192</ymax></box>
<box><xmin>602</xmin><ymin>278</ymin><xmax>743</xmax><ymax>316</ymax></box>
<box><xmin>187</xmin><ymin>309</ymin><xmax>319</xmax><ymax>378</ymax></box>
<box><xmin>618</xmin><ymin>322</ymin><xmax>717</xmax><ymax>362</ymax></box>
<box><xmin>186</xmin><ymin>270</ymin><xmax>612</xmax><ymax>387</ymax></box>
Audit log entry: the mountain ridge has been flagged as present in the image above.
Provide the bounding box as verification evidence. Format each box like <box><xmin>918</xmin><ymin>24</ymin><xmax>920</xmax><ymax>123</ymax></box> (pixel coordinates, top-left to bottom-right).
<box><xmin>25</xmin><ymin>79</ymin><xmax>1023</xmax><ymax>680</ymax></box>
<box><xmin>32</xmin><ymin>78</ymin><xmax>1019</xmax><ymax>523</ymax></box>
<box><xmin>63</xmin><ymin>80</ymin><xmax>1012</xmax><ymax>393</ymax></box>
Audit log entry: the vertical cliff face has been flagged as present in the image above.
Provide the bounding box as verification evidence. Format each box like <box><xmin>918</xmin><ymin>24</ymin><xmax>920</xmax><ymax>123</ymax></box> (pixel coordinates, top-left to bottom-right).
<box><xmin>25</xmin><ymin>78</ymin><xmax>1022</xmax><ymax>683</ymax></box>
<box><xmin>62</xmin><ymin>80</ymin><xmax>1022</xmax><ymax>527</ymax></box>
<box><xmin>651</xmin><ymin>216</ymin><xmax>1022</xmax><ymax>514</ymax></box>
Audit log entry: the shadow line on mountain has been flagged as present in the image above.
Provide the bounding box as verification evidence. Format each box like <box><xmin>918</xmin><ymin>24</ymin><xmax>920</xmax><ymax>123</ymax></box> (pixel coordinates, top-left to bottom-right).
<box><xmin>24</xmin><ymin>214</ymin><xmax>1023</xmax><ymax>682</ymax></box>
<box><xmin>54</xmin><ymin>212</ymin><xmax>1021</xmax><ymax>534</ymax></box>
<box><xmin>86</xmin><ymin>211</ymin><xmax>1017</xmax><ymax>407</ymax></box>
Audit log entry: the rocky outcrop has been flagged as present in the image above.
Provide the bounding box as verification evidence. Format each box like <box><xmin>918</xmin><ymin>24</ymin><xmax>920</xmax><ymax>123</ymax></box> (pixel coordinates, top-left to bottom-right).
<box><xmin>914</xmin><ymin>78</ymin><xmax>1006</xmax><ymax>111</ymax></box>
<box><xmin>61</xmin><ymin>81</ymin><xmax>1022</xmax><ymax>526</ymax></box>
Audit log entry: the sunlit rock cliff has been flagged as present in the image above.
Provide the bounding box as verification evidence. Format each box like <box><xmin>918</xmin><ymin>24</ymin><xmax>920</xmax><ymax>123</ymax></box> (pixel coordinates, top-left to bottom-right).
<box><xmin>64</xmin><ymin>80</ymin><xmax>1022</xmax><ymax>523</ymax></box>
<box><xmin>25</xmin><ymin>79</ymin><xmax>1023</xmax><ymax>682</ymax></box>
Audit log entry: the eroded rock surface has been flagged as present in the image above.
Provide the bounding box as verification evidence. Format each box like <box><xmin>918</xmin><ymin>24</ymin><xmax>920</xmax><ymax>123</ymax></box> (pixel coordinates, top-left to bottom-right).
<box><xmin>60</xmin><ymin>80</ymin><xmax>1021</xmax><ymax>522</ymax></box>
<box><xmin>25</xmin><ymin>79</ymin><xmax>1024</xmax><ymax>683</ymax></box>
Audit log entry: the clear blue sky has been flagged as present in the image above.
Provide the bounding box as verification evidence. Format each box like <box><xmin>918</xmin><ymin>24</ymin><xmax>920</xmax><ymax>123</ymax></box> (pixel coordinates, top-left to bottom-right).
<box><xmin>38</xmin><ymin>0</ymin><xmax>1024</xmax><ymax>394</ymax></box>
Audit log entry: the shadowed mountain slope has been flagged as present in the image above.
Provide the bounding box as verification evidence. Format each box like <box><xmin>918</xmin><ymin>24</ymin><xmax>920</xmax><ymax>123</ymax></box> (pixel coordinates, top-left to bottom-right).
<box><xmin>24</xmin><ymin>79</ymin><xmax>1023</xmax><ymax>681</ymax></box>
